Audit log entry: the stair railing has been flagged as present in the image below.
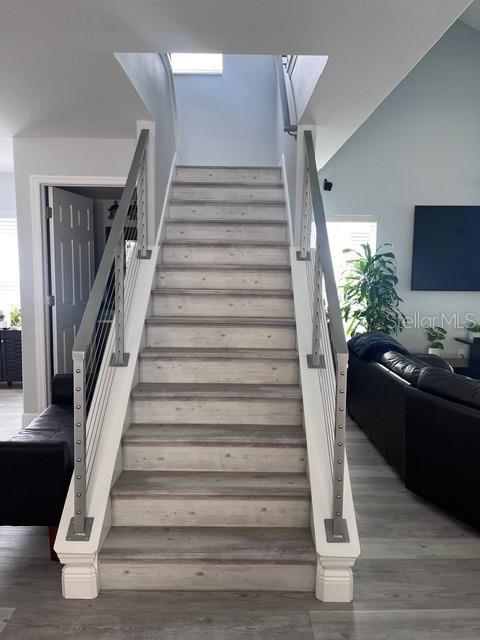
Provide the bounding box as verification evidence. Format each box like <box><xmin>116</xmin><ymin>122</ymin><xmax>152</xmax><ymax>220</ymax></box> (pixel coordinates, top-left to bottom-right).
<box><xmin>67</xmin><ymin>129</ymin><xmax>150</xmax><ymax>541</ymax></box>
<box><xmin>300</xmin><ymin>130</ymin><xmax>349</xmax><ymax>542</ymax></box>
<box><xmin>276</xmin><ymin>55</ymin><xmax>349</xmax><ymax>541</ymax></box>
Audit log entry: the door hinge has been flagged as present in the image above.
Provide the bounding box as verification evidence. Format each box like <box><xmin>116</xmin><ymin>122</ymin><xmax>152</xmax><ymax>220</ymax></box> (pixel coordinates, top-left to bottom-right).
<box><xmin>46</xmin><ymin>206</ymin><xmax>53</xmax><ymax>220</ymax></box>
<box><xmin>47</xmin><ymin>295</ymin><xmax>55</xmax><ymax>307</ymax></box>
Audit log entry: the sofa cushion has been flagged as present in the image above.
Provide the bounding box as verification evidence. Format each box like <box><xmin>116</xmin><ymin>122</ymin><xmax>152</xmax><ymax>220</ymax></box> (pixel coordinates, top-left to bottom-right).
<box><xmin>417</xmin><ymin>368</ymin><xmax>480</xmax><ymax>410</ymax></box>
<box><xmin>348</xmin><ymin>331</ymin><xmax>410</xmax><ymax>361</ymax></box>
<box><xmin>10</xmin><ymin>405</ymin><xmax>74</xmax><ymax>465</ymax></box>
<box><xmin>413</xmin><ymin>353</ymin><xmax>454</xmax><ymax>372</ymax></box>
<box><xmin>51</xmin><ymin>373</ymin><xmax>73</xmax><ymax>406</ymax></box>
<box><xmin>378</xmin><ymin>351</ymin><xmax>430</xmax><ymax>386</ymax></box>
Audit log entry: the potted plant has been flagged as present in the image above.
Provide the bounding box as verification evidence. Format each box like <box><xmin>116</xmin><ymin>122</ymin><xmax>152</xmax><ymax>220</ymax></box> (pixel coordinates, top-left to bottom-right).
<box><xmin>466</xmin><ymin>321</ymin><xmax>480</xmax><ymax>342</ymax></box>
<box><xmin>10</xmin><ymin>306</ymin><xmax>21</xmax><ymax>329</ymax></box>
<box><xmin>425</xmin><ymin>326</ymin><xmax>447</xmax><ymax>355</ymax></box>
<box><xmin>341</xmin><ymin>243</ymin><xmax>405</xmax><ymax>337</ymax></box>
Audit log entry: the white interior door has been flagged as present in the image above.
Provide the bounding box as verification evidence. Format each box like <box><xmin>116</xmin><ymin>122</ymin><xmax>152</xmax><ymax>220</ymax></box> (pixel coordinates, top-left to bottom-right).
<box><xmin>48</xmin><ymin>187</ymin><xmax>94</xmax><ymax>374</ymax></box>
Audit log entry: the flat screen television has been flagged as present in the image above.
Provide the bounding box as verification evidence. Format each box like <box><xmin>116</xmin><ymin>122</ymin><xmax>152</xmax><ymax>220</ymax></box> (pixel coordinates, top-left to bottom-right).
<box><xmin>411</xmin><ymin>205</ymin><xmax>480</xmax><ymax>291</ymax></box>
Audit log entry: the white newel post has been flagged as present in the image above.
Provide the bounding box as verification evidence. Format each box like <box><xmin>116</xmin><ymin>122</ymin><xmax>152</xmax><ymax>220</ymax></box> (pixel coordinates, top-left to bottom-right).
<box><xmin>60</xmin><ymin>552</ymin><xmax>99</xmax><ymax>599</ymax></box>
<box><xmin>316</xmin><ymin>555</ymin><xmax>356</xmax><ymax>602</ymax></box>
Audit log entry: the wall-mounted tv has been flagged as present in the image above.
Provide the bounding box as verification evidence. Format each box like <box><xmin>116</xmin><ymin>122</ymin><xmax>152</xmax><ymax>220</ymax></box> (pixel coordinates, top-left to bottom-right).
<box><xmin>411</xmin><ymin>206</ymin><xmax>480</xmax><ymax>291</ymax></box>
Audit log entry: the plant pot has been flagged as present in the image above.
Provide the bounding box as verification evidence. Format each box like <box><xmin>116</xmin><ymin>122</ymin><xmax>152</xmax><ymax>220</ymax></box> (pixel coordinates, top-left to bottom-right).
<box><xmin>428</xmin><ymin>347</ymin><xmax>443</xmax><ymax>356</ymax></box>
<box><xmin>468</xmin><ymin>331</ymin><xmax>480</xmax><ymax>342</ymax></box>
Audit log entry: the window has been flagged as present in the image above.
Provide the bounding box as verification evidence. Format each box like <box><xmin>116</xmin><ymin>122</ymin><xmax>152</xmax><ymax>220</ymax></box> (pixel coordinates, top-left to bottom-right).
<box><xmin>0</xmin><ymin>219</ymin><xmax>20</xmax><ymax>318</ymax></box>
<box><xmin>325</xmin><ymin>218</ymin><xmax>377</xmax><ymax>284</ymax></box>
<box><xmin>170</xmin><ymin>53</ymin><xmax>223</xmax><ymax>75</ymax></box>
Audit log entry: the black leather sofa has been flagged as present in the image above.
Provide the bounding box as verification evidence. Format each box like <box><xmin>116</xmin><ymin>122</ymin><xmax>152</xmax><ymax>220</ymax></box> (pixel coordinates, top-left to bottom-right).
<box><xmin>347</xmin><ymin>332</ymin><xmax>480</xmax><ymax>529</ymax></box>
<box><xmin>0</xmin><ymin>374</ymin><xmax>73</xmax><ymax>557</ymax></box>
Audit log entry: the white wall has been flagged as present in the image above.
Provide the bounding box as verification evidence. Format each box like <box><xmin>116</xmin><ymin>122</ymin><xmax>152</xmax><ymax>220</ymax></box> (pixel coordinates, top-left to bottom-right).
<box><xmin>13</xmin><ymin>136</ymin><xmax>135</xmax><ymax>420</ymax></box>
<box><xmin>174</xmin><ymin>55</ymin><xmax>279</xmax><ymax>166</ymax></box>
<box><xmin>319</xmin><ymin>21</ymin><xmax>480</xmax><ymax>355</ymax></box>
<box><xmin>0</xmin><ymin>172</ymin><xmax>16</xmax><ymax>218</ymax></box>
<box><xmin>116</xmin><ymin>53</ymin><xmax>177</xmax><ymax>237</ymax></box>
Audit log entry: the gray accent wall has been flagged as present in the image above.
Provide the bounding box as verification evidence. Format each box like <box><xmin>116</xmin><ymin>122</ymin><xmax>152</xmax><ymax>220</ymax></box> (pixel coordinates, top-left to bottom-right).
<box><xmin>174</xmin><ymin>55</ymin><xmax>279</xmax><ymax>166</ymax></box>
<box><xmin>319</xmin><ymin>21</ymin><xmax>480</xmax><ymax>355</ymax></box>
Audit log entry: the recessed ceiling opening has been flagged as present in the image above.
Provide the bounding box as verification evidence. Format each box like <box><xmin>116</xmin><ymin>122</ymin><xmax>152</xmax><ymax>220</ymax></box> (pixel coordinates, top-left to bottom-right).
<box><xmin>170</xmin><ymin>53</ymin><xmax>223</xmax><ymax>75</ymax></box>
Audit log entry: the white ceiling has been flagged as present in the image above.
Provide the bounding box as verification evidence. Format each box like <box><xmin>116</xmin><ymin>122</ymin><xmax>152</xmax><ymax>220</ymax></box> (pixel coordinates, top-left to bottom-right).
<box><xmin>0</xmin><ymin>0</ymin><xmax>473</xmax><ymax>172</ymax></box>
<box><xmin>460</xmin><ymin>1</ymin><xmax>480</xmax><ymax>30</ymax></box>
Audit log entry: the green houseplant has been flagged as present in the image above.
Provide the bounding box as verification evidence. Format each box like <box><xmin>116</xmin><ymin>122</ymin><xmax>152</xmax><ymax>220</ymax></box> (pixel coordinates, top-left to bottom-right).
<box><xmin>10</xmin><ymin>306</ymin><xmax>21</xmax><ymax>328</ymax></box>
<box><xmin>466</xmin><ymin>321</ymin><xmax>480</xmax><ymax>341</ymax></box>
<box><xmin>341</xmin><ymin>243</ymin><xmax>405</xmax><ymax>337</ymax></box>
<box><xmin>425</xmin><ymin>326</ymin><xmax>447</xmax><ymax>355</ymax></box>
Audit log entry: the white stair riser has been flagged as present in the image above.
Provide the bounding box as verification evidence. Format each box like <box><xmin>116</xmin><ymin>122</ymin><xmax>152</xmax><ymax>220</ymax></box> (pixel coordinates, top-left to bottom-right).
<box><xmin>132</xmin><ymin>398</ymin><xmax>302</xmax><ymax>425</ymax></box>
<box><xmin>157</xmin><ymin>268</ymin><xmax>291</xmax><ymax>290</ymax></box>
<box><xmin>146</xmin><ymin>324</ymin><xmax>296</xmax><ymax>350</ymax></box>
<box><xmin>139</xmin><ymin>357</ymin><xmax>299</xmax><ymax>384</ymax></box>
<box><xmin>152</xmin><ymin>294</ymin><xmax>294</xmax><ymax>318</ymax></box>
<box><xmin>123</xmin><ymin>444</ymin><xmax>306</xmax><ymax>472</ymax></box>
<box><xmin>165</xmin><ymin>223</ymin><xmax>287</xmax><ymax>243</ymax></box>
<box><xmin>168</xmin><ymin>203</ymin><xmax>285</xmax><ymax>222</ymax></box>
<box><xmin>175</xmin><ymin>167</ymin><xmax>282</xmax><ymax>184</ymax></box>
<box><xmin>161</xmin><ymin>244</ymin><xmax>289</xmax><ymax>266</ymax></box>
<box><xmin>172</xmin><ymin>184</ymin><xmax>284</xmax><ymax>203</ymax></box>
<box><xmin>111</xmin><ymin>497</ymin><xmax>310</xmax><ymax>527</ymax></box>
<box><xmin>100</xmin><ymin>561</ymin><xmax>314</xmax><ymax>591</ymax></box>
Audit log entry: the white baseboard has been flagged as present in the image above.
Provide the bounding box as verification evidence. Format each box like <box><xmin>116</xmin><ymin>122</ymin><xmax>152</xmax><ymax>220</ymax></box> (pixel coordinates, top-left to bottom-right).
<box><xmin>155</xmin><ymin>151</ymin><xmax>177</xmax><ymax>246</ymax></box>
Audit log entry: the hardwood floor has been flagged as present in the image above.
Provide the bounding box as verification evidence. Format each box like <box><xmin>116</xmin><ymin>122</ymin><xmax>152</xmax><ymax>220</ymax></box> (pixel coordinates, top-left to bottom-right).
<box><xmin>0</xmin><ymin>384</ymin><xmax>22</xmax><ymax>440</ymax></box>
<box><xmin>1</xmin><ymin>404</ymin><xmax>479</xmax><ymax>638</ymax></box>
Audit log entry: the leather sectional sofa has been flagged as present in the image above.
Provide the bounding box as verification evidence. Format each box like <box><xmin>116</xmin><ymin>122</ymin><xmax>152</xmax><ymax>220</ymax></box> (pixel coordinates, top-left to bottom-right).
<box><xmin>347</xmin><ymin>332</ymin><xmax>480</xmax><ymax>529</ymax></box>
<box><xmin>0</xmin><ymin>374</ymin><xmax>73</xmax><ymax>557</ymax></box>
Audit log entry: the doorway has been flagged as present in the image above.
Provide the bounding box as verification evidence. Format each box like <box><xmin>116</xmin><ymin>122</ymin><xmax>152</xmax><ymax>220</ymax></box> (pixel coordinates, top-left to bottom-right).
<box><xmin>44</xmin><ymin>185</ymin><xmax>124</xmax><ymax>382</ymax></box>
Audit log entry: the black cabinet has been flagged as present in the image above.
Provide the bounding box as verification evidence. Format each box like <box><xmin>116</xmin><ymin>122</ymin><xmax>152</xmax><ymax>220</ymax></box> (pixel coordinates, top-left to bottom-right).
<box><xmin>0</xmin><ymin>329</ymin><xmax>22</xmax><ymax>385</ymax></box>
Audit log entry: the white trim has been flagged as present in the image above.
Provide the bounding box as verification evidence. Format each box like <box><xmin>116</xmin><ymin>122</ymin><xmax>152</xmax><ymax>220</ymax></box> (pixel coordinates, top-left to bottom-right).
<box><xmin>280</xmin><ymin>153</ymin><xmax>294</xmax><ymax>246</ymax></box>
<box><xmin>156</xmin><ymin>152</ymin><xmax>178</xmax><ymax>246</ymax></box>
<box><xmin>160</xmin><ymin>55</ymin><xmax>180</xmax><ymax>152</ymax></box>
<box><xmin>56</xmin><ymin>247</ymin><xmax>159</xmax><ymax>598</ymax></box>
<box><xmin>29</xmin><ymin>174</ymin><xmax>126</xmax><ymax>415</ymax></box>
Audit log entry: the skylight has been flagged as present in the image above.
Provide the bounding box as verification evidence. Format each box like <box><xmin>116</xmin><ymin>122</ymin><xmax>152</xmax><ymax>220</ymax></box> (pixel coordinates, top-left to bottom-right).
<box><xmin>170</xmin><ymin>53</ymin><xmax>223</xmax><ymax>75</ymax></box>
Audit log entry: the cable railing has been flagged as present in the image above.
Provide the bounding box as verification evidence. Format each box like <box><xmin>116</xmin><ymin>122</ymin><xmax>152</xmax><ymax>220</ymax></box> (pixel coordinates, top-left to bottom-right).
<box><xmin>67</xmin><ymin>129</ymin><xmax>150</xmax><ymax>541</ymax></box>
<box><xmin>277</xmin><ymin>57</ymin><xmax>349</xmax><ymax>542</ymax></box>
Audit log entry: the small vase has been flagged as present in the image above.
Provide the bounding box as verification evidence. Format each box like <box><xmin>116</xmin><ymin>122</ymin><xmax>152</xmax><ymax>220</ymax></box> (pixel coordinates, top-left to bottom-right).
<box><xmin>428</xmin><ymin>347</ymin><xmax>442</xmax><ymax>356</ymax></box>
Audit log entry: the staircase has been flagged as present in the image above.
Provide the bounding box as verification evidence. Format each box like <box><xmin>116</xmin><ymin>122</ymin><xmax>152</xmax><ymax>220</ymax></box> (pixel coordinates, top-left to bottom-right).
<box><xmin>98</xmin><ymin>166</ymin><xmax>316</xmax><ymax>592</ymax></box>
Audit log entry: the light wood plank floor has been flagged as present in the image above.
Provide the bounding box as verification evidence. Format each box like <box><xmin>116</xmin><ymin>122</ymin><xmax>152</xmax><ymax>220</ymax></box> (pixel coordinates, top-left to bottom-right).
<box><xmin>0</xmin><ymin>384</ymin><xmax>22</xmax><ymax>440</ymax></box>
<box><xmin>1</xmin><ymin>402</ymin><xmax>479</xmax><ymax>638</ymax></box>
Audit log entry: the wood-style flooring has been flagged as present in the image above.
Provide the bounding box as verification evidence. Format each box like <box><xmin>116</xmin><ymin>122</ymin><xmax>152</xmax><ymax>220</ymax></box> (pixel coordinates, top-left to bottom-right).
<box><xmin>1</xmin><ymin>394</ymin><xmax>479</xmax><ymax>639</ymax></box>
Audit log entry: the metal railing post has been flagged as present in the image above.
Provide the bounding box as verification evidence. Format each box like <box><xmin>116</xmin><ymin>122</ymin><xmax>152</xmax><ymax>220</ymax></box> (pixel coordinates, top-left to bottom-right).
<box><xmin>325</xmin><ymin>353</ymin><xmax>349</xmax><ymax>542</ymax></box>
<box><xmin>137</xmin><ymin>149</ymin><xmax>151</xmax><ymax>260</ymax></box>
<box><xmin>307</xmin><ymin>244</ymin><xmax>325</xmax><ymax>369</ymax></box>
<box><xmin>110</xmin><ymin>236</ymin><xmax>129</xmax><ymax>367</ymax></box>
<box><xmin>66</xmin><ymin>353</ymin><xmax>93</xmax><ymax>541</ymax></box>
<box><xmin>296</xmin><ymin>166</ymin><xmax>312</xmax><ymax>261</ymax></box>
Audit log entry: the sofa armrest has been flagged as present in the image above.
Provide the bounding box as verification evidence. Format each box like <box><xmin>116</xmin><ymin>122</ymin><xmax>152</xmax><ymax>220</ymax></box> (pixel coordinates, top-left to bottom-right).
<box><xmin>405</xmin><ymin>386</ymin><xmax>480</xmax><ymax>529</ymax></box>
<box><xmin>0</xmin><ymin>441</ymin><xmax>72</xmax><ymax>526</ymax></box>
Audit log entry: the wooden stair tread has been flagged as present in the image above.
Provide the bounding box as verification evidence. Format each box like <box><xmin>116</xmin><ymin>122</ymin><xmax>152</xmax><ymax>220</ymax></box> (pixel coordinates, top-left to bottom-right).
<box><xmin>157</xmin><ymin>264</ymin><xmax>291</xmax><ymax>272</ymax></box>
<box><xmin>172</xmin><ymin>181</ymin><xmax>283</xmax><ymax>189</ymax></box>
<box><xmin>112</xmin><ymin>471</ymin><xmax>310</xmax><ymax>498</ymax></box>
<box><xmin>100</xmin><ymin>526</ymin><xmax>315</xmax><ymax>563</ymax></box>
<box><xmin>163</xmin><ymin>239</ymin><xmax>289</xmax><ymax>247</ymax></box>
<box><xmin>167</xmin><ymin>219</ymin><xmax>287</xmax><ymax>226</ymax></box>
<box><xmin>170</xmin><ymin>199</ymin><xmax>285</xmax><ymax>206</ymax></box>
<box><xmin>139</xmin><ymin>347</ymin><xmax>298</xmax><ymax>361</ymax></box>
<box><xmin>124</xmin><ymin>423</ymin><xmax>306</xmax><ymax>446</ymax></box>
<box><xmin>151</xmin><ymin>288</ymin><xmax>293</xmax><ymax>297</ymax></box>
<box><xmin>145</xmin><ymin>316</ymin><xmax>296</xmax><ymax>326</ymax></box>
<box><xmin>132</xmin><ymin>382</ymin><xmax>302</xmax><ymax>401</ymax></box>
<box><xmin>176</xmin><ymin>165</ymin><xmax>281</xmax><ymax>170</ymax></box>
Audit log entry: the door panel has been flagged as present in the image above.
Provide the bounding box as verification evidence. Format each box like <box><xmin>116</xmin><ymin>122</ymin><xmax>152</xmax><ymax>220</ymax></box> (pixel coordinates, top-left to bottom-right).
<box><xmin>49</xmin><ymin>187</ymin><xmax>94</xmax><ymax>374</ymax></box>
